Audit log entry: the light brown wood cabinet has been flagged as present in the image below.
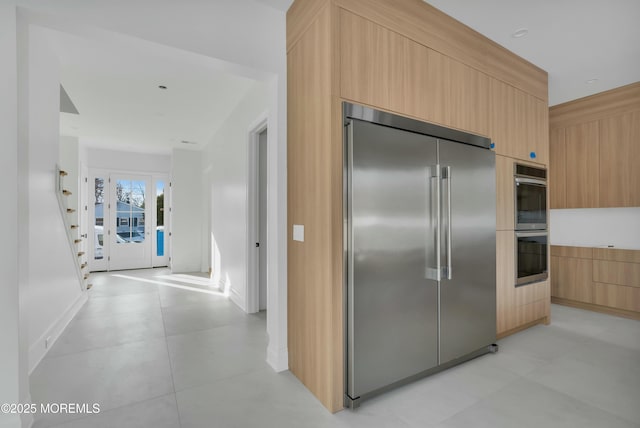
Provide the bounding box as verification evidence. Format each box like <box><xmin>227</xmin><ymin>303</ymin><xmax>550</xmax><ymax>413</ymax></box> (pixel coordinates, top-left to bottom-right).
<box><xmin>287</xmin><ymin>0</ymin><xmax>549</xmax><ymax>411</ymax></box>
<box><xmin>549</xmin><ymin>83</ymin><xmax>640</xmax><ymax>209</ymax></box>
<box><xmin>599</xmin><ymin>111</ymin><xmax>640</xmax><ymax>207</ymax></box>
<box><xmin>496</xmin><ymin>231</ymin><xmax>550</xmax><ymax>337</ymax></box>
<box><xmin>551</xmin><ymin>245</ymin><xmax>640</xmax><ymax>318</ymax></box>
<box><xmin>565</xmin><ymin>121</ymin><xmax>600</xmax><ymax>208</ymax></box>
<box><xmin>549</xmin><ymin>128</ymin><xmax>566</xmax><ymax>208</ymax></box>
<box><xmin>490</xmin><ymin>81</ymin><xmax>548</xmax><ymax>165</ymax></box>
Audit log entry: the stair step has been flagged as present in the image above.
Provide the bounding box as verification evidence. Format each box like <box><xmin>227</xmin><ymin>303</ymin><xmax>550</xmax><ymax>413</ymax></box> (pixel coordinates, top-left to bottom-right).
<box><xmin>62</xmin><ymin>189</ymin><xmax>72</xmax><ymax>196</ymax></box>
<box><xmin>77</xmin><ymin>252</ymin><xmax>85</xmax><ymax>257</ymax></box>
<box><xmin>59</xmin><ymin>170</ymin><xmax>68</xmax><ymax>176</ymax></box>
<box><xmin>74</xmin><ymin>239</ymin><xmax>82</xmax><ymax>244</ymax></box>
<box><xmin>80</xmin><ymin>263</ymin><xmax>87</xmax><ymax>269</ymax></box>
<box><xmin>86</xmin><ymin>284</ymin><xmax>93</xmax><ymax>290</ymax></box>
<box><xmin>83</xmin><ymin>274</ymin><xmax>89</xmax><ymax>280</ymax></box>
<box><xmin>70</xmin><ymin>225</ymin><xmax>79</xmax><ymax>229</ymax></box>
<box><xmin>67</xmin><ymin>208</ymin><xmax>76</xmax><ymax>213</ymax></box>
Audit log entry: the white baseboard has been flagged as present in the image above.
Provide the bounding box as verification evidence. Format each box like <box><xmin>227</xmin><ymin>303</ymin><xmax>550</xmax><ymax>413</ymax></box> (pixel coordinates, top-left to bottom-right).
<box><xmin>229</xmin><ymin>286</ymin><xmax>246</xmax><ymax>312</ymax></box>
<box><xmin>29</xmin><ymin>291</ymin><xmax>88</xmax><ymax>374</ymax></box>
<box><xmin>267</xmin><ymin>345</ymin><xmax>289</xmax><ymax>372</ymax></box>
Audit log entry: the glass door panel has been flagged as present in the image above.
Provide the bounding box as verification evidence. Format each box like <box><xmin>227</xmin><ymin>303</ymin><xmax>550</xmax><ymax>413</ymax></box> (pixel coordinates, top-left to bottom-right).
<box><xmin>110</xmin><ymin>175</ymin><xmax>152</xmax><ymax>270</ymax></box>
<box><xmin>153</xmin><ymin>177</ymin><xmax>169</xmax><ymax>267</ymax></box>
<box><xmin>89</xmin><ymin>174</ymin><xmax>108</xmax><ymax>272</ymax></box>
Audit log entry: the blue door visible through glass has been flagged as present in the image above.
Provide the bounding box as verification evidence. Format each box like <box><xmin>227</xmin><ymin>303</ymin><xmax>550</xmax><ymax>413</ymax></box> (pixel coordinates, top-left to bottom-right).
<box><xmin>156</xmin><ymin>181</ymin><xmax>165</xmax><ymax>256</ymax></box>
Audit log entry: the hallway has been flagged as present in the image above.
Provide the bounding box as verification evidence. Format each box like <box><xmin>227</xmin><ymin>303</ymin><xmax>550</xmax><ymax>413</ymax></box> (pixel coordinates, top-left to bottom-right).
<box><xmin>29</xmin><ymin>269</ymin><xmax>640</xmax><ymax>427</ymax></box>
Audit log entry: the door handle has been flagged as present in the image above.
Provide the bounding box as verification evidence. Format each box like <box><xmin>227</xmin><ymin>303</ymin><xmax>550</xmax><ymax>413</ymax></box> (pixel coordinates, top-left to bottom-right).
<box><xmin>426</xmin><ymin>166</ymin><xmax>441</xmax><ymax>281</ymax></box>
<box><xmin>443</xmin><ymin>166</ymin><xmax>452</xmax><ymax>280</ymax></box>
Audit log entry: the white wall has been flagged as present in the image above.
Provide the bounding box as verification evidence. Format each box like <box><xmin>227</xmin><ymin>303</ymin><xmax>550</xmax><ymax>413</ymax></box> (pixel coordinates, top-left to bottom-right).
<box><xmin>551</xmin><ymin>208</ymin><xmax>640</xmax><ymax>250</ymax></box>
<box><xmin>87</xmin><ymin>147</ymin><xmax>171</xmax><ymax>173</ymax></box>
<box><xmin>171</xmin><ymin>149</ymin><xmax>203</xmax><ymax>273</ymax></box>
<box><xmin>26</xmin><ymin>26</ymin><xmax>86</xmax><ymax>373</ymax></box>
<box><xmin>59</xmin><ymin>136</ymin><xmax>80</xmax><ymax>226</ymax></box>
<box><xmin>0</xmin><ymin>5</ymin><xmax>27</xmax><ymax>428</ymax></box>
<box><xmin>203</xmin><ymin>82</ymin><xmax>268</xmax><ymax>310</ymax></box>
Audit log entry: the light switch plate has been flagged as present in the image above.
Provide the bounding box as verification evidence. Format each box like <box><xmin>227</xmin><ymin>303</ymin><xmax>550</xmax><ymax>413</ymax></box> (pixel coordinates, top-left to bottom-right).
<box><xmin>293</xmin><ymin>224</ymin><xmax>304</xmax><ymax>242</ymax></box>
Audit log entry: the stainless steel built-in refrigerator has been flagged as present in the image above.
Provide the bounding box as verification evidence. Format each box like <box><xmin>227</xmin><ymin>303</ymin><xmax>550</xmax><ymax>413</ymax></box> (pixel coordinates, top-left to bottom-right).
<box><xmin>344</xmin><ymin>103</ymin><xmax>497</xmax><ymax>406</ymax></box>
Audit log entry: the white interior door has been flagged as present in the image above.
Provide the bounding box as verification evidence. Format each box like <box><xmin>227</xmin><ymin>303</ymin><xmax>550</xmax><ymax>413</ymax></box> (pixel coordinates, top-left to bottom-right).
<box><xmin>109</xmin><ymin>174</ymin><xmax>153</xmax><ymax>270</ymax></box>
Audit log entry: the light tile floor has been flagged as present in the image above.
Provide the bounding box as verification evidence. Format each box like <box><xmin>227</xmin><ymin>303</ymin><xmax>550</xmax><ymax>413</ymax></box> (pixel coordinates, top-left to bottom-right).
<box><xmin>30</xmin><ymin>269</ymin><xmax>640</xmax><ymax>427</ymax></box>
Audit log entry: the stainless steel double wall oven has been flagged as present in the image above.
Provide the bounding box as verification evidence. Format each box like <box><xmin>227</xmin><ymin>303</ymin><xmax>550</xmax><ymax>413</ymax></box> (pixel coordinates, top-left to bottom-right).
<box><xmin>514</xmin><ymin>164</ymin><xmax>548</xmax><ymax>286</ymax></box>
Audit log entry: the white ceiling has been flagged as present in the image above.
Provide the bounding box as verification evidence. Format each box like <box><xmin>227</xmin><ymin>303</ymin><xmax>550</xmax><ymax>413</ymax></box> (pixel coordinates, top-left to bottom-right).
<box><xmin>53</xmin><ymin>29</ymin><xmax>257</xmax><ymax>153</ymax></box>
<box><xmin>423</xmin><ymin>0</ymin><xmax>640</xmax><ymax>106</ymax></box>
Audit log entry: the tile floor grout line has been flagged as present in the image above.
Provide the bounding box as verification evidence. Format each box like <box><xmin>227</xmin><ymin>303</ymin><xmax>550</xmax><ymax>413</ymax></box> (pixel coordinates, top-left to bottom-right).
<box><xmin>159</xmin><ymin>287</ymin><xmax>183</xmax><ymax>428</ymax></box>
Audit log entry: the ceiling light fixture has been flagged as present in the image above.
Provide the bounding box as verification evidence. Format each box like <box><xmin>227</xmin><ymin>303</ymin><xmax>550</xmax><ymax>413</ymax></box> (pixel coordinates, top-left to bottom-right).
<box><xmin>585</xmin><ymin>78</ymin><xmax>599</xmax><ymax>85</ymax></box>
<box><xmin>511</xmin><ymin>28</ymin><xmax>529</xmax><ymax>38</ymax></box>
<box><xmin>158</xmin><ymin>85</ymin><xmax>167</xmax><ymax>90</ymax></box>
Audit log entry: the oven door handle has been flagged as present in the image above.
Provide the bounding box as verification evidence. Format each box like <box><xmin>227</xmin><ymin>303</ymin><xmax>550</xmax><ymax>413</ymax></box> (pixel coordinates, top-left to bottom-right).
<box><xmin>515</xmin><ymin>231</ymin><xmax>548</xmax><ymax>238</ymax></box>
<box><xmin>515</xmin><ymin>177</ymin><xmax>546</xmax><ymax>186</ymax></box>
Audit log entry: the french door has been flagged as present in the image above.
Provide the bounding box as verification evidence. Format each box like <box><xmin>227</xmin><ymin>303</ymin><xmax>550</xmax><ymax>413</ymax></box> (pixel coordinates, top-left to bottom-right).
<box><xmin>88</xmin><ymin>170</ymin><xmax>169</xmax><ymax>271</ymax></box>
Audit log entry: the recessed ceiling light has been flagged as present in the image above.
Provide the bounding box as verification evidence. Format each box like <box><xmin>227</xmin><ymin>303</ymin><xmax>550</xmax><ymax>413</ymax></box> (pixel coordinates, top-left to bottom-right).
<box><xmin>158</xmin><ymin>85</ymin><xmax>167</xmax><ymax>90</ymax></box>
<box><xmin>512</xmin><ymin>28</ymin><xmax>529</xmax><ymax>38</ymax></box>
<box><xmin>585</xmin><ymin>78</ymin><xmax>599</xmax><ymax>85</ymax></box>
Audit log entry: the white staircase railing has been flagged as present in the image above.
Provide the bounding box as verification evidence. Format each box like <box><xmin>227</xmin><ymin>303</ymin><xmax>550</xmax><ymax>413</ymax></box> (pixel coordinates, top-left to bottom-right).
<box><xmin>55</xmin><ymin>164</ymin><xmax>89</xmax><ymax>291</ymax></box>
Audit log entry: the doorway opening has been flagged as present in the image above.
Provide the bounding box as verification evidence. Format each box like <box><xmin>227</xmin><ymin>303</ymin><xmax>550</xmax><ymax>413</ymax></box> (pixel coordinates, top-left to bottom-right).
<box><xmin>248</xmin><ymin>116</ymin><xmax>269</xmax><ymax>314</ymax></box>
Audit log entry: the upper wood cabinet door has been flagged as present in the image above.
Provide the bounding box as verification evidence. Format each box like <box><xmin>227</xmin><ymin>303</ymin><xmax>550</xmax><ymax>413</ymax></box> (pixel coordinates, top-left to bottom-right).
<box><xmin>449</xmin><ymin>60</ymin><xmax>490</xmax><ymax>136</ymax></box>
<box><xmin>340</xmin><ymin>10</ymin><xmax>407</xmax><ymax>114</ymax></box>
<box><xmin>599</xmin><ymin>111</ymin><xmax>640</xmax><ymax>207</ymax></box>
<box><xmin>529</xmin><ymin>96</ymin><xmax>549</xmax><ymax>165</ymax></box>
<box><xmin>549</xmin><ymin>128</ymin><xmax>567</xmax><ymax>209</ymax></box>
<box><xmin>489</xmin><ymin>79</ymin><xmax>517</xmax><ymax>159</ymax></box>
<box><xmin>565</xmin><ymin>121</ymin><xmax>600</xmax><ymax>208</ymax></box>
<box><xmin>340</xmin><ymin>10</ymin><xmax>454</xmax><ymax>127</ymax></box>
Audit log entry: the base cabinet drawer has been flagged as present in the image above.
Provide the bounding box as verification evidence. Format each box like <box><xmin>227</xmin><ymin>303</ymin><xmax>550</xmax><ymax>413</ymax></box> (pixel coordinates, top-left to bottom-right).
<box><xmin>593</xmin><ymin>283</ymin><xmax>640</xmax><ymax>312</ymax></box>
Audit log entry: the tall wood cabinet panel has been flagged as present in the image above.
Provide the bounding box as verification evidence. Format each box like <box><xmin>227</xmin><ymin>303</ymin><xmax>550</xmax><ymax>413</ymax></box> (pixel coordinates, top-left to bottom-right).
<box><xmin>599</xmin><ymin>111</ymin><xmax>640</xmax><ymax>207</ymax></box>
<box><xmin>287</xmin><ymin>5</ymin><xmax>342</xmax><ymax>411</ymax></box>
<box><xmin>495</xmin><ymin>155</ymin><xmax>514</xmax><ymax>230</ymax></box>
<box><xmin>287</xmin><ymin>0</ymin><xmax>549</xmax><ymax>412</ymax></box>
<box><xmin>549</xmin><ymin>128</ymin><xmax>566</xmax><ymax>208</ymax></box>
<box><xmin>564</xmin><ymin>121</ymin><xmax>599</xmax><ymax>208</ymax></box>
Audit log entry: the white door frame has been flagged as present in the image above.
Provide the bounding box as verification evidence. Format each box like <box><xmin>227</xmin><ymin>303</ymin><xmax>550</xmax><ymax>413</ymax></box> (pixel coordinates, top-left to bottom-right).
<box><xmin>247</xmin><ymin>112</ymin><xmax>269</xmax><ymax>314</ymax></box>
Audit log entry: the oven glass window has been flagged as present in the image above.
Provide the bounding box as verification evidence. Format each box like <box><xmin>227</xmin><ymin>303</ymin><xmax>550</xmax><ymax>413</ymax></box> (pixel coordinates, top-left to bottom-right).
<box><xmin>516</xmin><ymin>234</ymin><xmax>548</xmax><ymax>286</ymax></box>
<box><xmin>516</xmin><ymin>182</ymin><xmax>547</xmax><ymax>227</ymax></box>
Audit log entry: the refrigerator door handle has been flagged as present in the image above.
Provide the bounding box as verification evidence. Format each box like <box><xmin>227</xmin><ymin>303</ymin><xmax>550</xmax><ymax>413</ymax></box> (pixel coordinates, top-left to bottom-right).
<box><xmin>426</xmin><ymin>166</ymin><xmax>441</xmax><ymax>281</ymax></box>
<box><xmin>443</xmin><ymin>166</ymin><xmax>452</xmax><ymax>280</ymax></box>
